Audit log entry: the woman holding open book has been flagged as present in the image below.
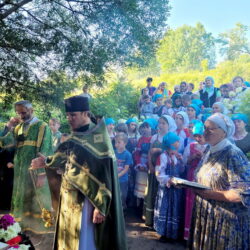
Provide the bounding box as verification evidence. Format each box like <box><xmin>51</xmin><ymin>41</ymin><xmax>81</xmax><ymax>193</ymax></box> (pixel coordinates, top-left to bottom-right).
<box><xmin>189</xmin><ymin>113</ymin><xmax>250</xmax><ymax>250</ymax></box>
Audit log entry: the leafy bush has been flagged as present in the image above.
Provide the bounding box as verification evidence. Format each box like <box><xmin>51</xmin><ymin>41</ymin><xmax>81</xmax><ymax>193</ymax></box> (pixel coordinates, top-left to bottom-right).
<box><xmin>90</xmin><ymin>80</ymin><xmax>140</xmax><ymax>120</ymax></box>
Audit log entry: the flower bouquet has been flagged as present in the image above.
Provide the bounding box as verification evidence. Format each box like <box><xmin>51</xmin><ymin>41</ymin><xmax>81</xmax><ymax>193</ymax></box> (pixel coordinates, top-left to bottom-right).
<box><xmin>0</xmin><ymin>215</ymin><xmax>34</xmax><ymax>250</ymax></box>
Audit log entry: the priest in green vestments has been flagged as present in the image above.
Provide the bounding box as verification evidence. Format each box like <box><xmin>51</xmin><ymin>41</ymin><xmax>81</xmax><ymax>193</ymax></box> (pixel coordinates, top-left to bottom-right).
<box><xmin>31</xmin><ymin>96</ymin><xmax>127</xmax><ymax>250</ymax></box>
<box><xmin>0</xmin><ymin>100</ymin><xmax>53</xmax><ymax>234</ymax></box>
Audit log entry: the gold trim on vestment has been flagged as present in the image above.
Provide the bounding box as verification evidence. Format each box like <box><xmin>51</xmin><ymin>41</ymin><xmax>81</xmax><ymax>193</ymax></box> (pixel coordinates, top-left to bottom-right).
<box><xmin>69</xmin><ymin>155</ymin><xmax>112</xmax><ymax>198</ymax></box>
<box><xmin>17</xmin><ymin>140</ymin><xmax>37</xmax><ymax>147</ymax></box>
<box><xmin>14</xmin><ymin>120</ymin><xmax>42</xmax><ymax>138</ymax></box>
<box><xmin>70</xmin><ymin>136</ymin><xmax>113</xmax><ymax>158</ymax></box>
<box><xmin>37</xmin><ymin>123</ymin><xmax>46</xmax><ymax>149</ymax></box>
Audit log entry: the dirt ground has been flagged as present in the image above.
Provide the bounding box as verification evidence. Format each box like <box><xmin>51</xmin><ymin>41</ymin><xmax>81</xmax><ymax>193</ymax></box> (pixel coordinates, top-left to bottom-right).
<box><xmin>125</xmin><ymin>208</ymin><xmax>186</xmax><ymax>250</ymax></box>
<box><xmin>1</xmin><ymin>209</ymin><xmax>186</xmax><ymax>250</ymax></box>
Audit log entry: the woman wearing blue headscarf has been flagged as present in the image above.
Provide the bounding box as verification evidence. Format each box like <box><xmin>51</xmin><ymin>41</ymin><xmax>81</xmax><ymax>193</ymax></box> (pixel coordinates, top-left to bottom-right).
<box><xmin>187</xmin><ymin>104</ymin><xmax>201</xmax><ymax>121</ymax></box>
<box><xmin>144</xmin><ymin>115</ymin><xmax>176</xmax><ymax>228</ymax></box>
<box><xmin>199</xmin><ymin>76</ymin><xmax>221</xmax><ymax>108</ymax></box>
<box><xmin>154</xmin><ymin>132</ymin><xmax>185</xmax><ymax>243</ymax></box>
<box><xmin>232</xmin><ymin>113</ymin><xmax>250</xmax><ymax>157</ymax></box>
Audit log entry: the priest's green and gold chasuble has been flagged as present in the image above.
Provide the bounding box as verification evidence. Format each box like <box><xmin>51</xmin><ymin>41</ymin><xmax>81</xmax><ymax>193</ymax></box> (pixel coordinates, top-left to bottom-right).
<box><xmin>46</xmin><ymin>120</ymin><xmax>127</xmax><ymax>250</ymax></box>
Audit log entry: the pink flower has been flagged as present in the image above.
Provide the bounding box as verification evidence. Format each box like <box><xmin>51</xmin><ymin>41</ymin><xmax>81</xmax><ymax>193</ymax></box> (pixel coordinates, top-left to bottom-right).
<box><xmin>0</xmin><ymin>215</ymin><xmax>15</xmax><ymax>230</ymax></box>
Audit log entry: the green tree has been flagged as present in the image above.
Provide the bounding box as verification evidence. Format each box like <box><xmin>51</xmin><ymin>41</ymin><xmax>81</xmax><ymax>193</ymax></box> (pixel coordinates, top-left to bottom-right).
<box><xmin>218</xmin><ymin>23</ymin><xmax>250</xmax><ymax>60</ymax></box>
<box><xmin>0</xmin><ymin>0</ymin><xmax>170</xmax><ymax>104</ymax></box>
<box><xmin>90</xmin><ymin>80</ymin><xmax>140</xmax><ymax>120</ymax></box>
<box><xmin>157</xmin><ymin>23</ymin><xmax>216</xmax><ymax>73</ymax></box>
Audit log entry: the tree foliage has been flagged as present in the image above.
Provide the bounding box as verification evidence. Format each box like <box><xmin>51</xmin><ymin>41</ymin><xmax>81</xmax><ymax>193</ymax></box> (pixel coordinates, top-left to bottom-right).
<box><xmin>128</xmin><ymin>54</ymin><xmax>250</xmax><ymax>92</ymax></box>
<box><xmin>157</xmin><ymin>23</ymin><xmax>216</xmax><ymax>73</ymax></box>
<box><xmin>218</xmin><ymin>23</ymin><xmax>250</xmax><ymax>60</ymax></box>
<box><xmin>90</xmin><ymin>80</ymin><xmax>140</xmax><ymax>120</ymax></box>
<box><xmin>0</xmin><ymin>0</ymin><xmax>170</xmax><ymax>104</ymax></box>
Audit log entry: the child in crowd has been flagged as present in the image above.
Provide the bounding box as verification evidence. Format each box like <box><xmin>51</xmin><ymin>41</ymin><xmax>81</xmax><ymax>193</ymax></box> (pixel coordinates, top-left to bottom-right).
<box><xmin>126</xmin><ymin>118</ymin><xmax>139</xmax><ymax>154</ymax></box>
<box><xmin>115</xmin><ymin>122</ymin><xmax>128</xmax><ymax>135</ymax></box>
<box><xmin>183</xmin><ymin>119</ymin><xmax>199</xmax><ymax>152</ymax></box>
<box><xmin>143</xmin><ymin>77</ymin><xmax>156</xmax><ymax>97</ymax></box>
<box><xmin>220</xmin><ymin>84</ymin><xmax>230</xmax><ymax>100</ymax></box>
<box><xmin>144</xmin><ymin>115</ymin><xmax>177</xmax><ymax>228</ymax></box>
<box><xmin>162</xmin><ymin>98</ymin><xmax>174</xmax><ymax>117</ymax></box>
<box><xmin>105</xmin><ymin>117</ymin><xmax>116</xmax><ymax>143</ymax></box>
<box><xmin>153</xmin><ymin>94</ymin><xmax>164</xmax><ymax>117</ymax></box>
<box><xmin>172</xmin><ymin>85</ymin><xmax>181</xmax><ymax>100</ymax></box>
<box><xmin>154</xmin><ymin>132</ymin><xmax>185</xmax><ymax>243</ymax></box>
<box><xmin>175</xmin><ymin>111</ymin><xmax>190</xmax><ymax>153</ymax></box>
<box><xmin>180</xmin><ymin>81</ymin><xmax>188</xmax><ymax>95</ymax></box>
<box><xmin>182</xmin><ymin>121</ymin><xmax>207</xmax><ymax>241</ymax></box>
<box><xmin>181</xmin><ymin>94</ymin><xmax>192</xmax><ymax>111</ymax></box>
<box><xmin>114</xmin><ymin>133</ymin><xmax>133</xmax><ymax>211</ymax></box>
<box><xmin>186</xmin><ymin>83</ymin><xmax>194</xmax><ymax>95</ymax></box>
<box><xmin>49</xmin><ymin>118</ymin><xmax>62</xmax><ymax>152</ymax></box>
<box><xmin>172</xmin><ymin>94</ymin><xmax>185</xmax><ymax>115</ymax></box>
<box><xmin>138</xmin><ymin>87</ymin><xmax>150</xmax><ymax>111</ymax></box>
<box><xmin>187</xmin><ymin>104</ymin><xmax>200</xmax><ymax>121</ymax></box>
<box><xmin>133</xmin><ymin>121</ymin><xmax>152</xmax><ymax>216</ymax></box>
<box><xmin>153</xmin><ymin>82</ymin><xmax>172</xmax><ymax>100</ymax></box>
<box><xmin>125</xmin><ymin>118</ymin><xmax>139</xmax><ymax>207</ymax></box>
<box><xmin>140</xmin><ymin>95</ymin><xmax>155</xmax><ymax>118</ymax></box>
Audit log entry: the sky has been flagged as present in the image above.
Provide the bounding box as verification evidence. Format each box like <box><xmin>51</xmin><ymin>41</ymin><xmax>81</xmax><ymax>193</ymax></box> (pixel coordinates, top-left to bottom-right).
<box><xmin>168</xmin><ymin>0</ymin><xmax>250</xmax><ymax>37</ymax></box>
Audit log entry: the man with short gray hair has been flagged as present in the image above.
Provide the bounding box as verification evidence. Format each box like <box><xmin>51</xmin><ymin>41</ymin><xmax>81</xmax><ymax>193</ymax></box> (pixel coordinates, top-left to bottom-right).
<box><xmin>0</xmin><ymin>100</ymin><xmax>54</xmax><ymax>235</ymax></box>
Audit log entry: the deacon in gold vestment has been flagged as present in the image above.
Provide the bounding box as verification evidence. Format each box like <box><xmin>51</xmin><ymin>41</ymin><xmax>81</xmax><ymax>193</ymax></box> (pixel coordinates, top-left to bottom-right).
<box><xmin>32</xmin><ymin>96</ymin><xmax>127</xmax><ymax>250</ymax></box>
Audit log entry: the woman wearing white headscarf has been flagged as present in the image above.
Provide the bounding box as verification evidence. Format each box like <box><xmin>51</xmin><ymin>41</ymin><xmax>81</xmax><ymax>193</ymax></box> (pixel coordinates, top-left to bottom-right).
<box><xmin>175</xmin><ymin>111</ymin><xmax>189</xmax><ymax>153</ymax></box>
<box><xmin>189</xmin><ymin>113</ymin><xmax>250</xmax><ymax>250</ymax></box>
<box><xmin>212</xmin><ymin>101</ymin><xmax>228</xmax><ymax>114</ymax></box>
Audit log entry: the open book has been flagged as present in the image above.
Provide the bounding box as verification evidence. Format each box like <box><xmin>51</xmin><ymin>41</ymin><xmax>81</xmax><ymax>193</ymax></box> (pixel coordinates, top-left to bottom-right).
<box><xmin>171</xmin><ymin>177</ymin><xmax>211</xmax><ymax>190</ymax></box>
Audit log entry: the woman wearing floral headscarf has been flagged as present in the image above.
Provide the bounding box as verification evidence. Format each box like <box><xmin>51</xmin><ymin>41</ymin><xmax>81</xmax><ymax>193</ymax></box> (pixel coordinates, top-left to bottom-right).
<box><xmin>189</xmin><ymin>113</ymin><xmax>250</xmax><ymax>250</ymax></box>
<box><xmin>199</xmin><ymin>76</ymin><xmax>221</xmax><ymax>108</ymax></box>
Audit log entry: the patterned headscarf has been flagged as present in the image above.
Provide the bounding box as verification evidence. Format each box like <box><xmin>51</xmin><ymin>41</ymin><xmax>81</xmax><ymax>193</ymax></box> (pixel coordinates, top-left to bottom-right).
<box><xmin>207</xmin><ymin>113</ymin><xmax>235</xmax><ymax>138</ymax></box>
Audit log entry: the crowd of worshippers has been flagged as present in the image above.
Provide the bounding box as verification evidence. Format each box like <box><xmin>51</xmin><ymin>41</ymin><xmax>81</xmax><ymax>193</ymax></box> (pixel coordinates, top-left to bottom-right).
<box><xmin>103</xmin><ymin>75</ymin><xmax>250</xmax><ymax>245</ymax></box>
<box><xmin>0</xmin><ymin>76</ymin><xmax>249</xmax><ymax>248</ymax></box>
